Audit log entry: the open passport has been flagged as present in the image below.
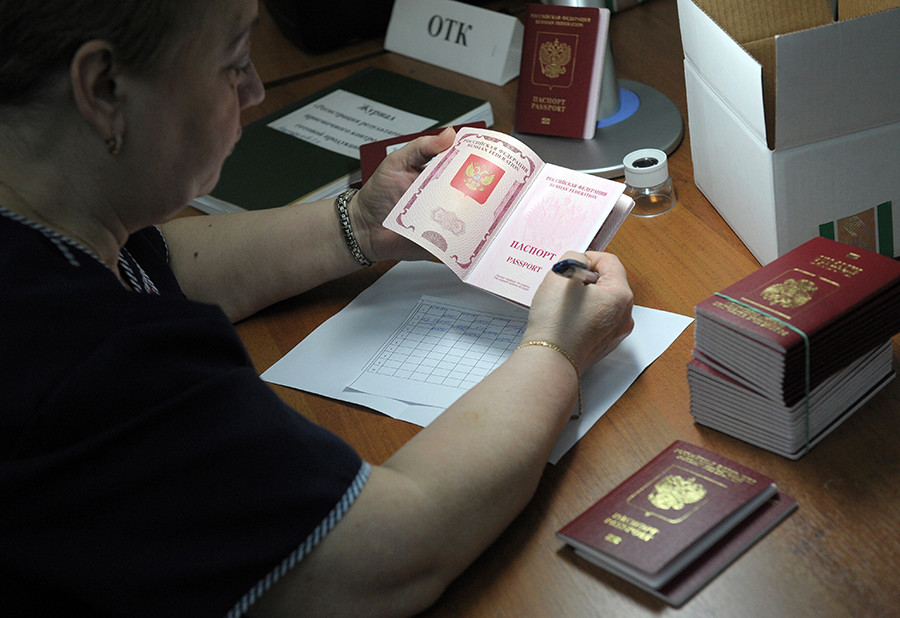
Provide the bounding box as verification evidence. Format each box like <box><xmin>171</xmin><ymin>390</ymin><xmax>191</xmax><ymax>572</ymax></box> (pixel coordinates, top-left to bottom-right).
<box><xmin>383</xmin><ymin>127</ymin><xmax>633</xmax><ymax>306</ymax></box>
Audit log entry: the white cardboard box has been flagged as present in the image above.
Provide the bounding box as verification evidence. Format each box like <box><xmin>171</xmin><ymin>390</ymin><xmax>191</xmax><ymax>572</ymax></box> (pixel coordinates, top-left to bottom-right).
<box><xmin>677</xmin><ymin>0</ymin><xmax>900</xmax><ymax>265</ymax></box>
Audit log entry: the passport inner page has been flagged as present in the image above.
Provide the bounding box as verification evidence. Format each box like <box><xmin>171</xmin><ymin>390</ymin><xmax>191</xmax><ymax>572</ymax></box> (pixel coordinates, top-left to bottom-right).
<box><xmin>385</xmin><ymin>129</ymin><xmax>542</xmax><ymax>280</ymax></box>
<box><xmin>466</xmin><ymin>162</ymin><xmax>624</xmax><ymax>306</ymax></box>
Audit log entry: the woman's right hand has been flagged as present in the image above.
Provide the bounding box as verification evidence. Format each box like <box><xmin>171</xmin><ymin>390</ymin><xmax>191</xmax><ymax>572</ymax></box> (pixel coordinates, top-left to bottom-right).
<box><xmin>522</xmin><ymin>250</ymin><xmax>634</xmax><ymax>372</ymax></box>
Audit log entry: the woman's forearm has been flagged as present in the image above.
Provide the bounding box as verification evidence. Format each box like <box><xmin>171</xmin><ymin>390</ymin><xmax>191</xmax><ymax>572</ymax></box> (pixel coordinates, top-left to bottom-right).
<box><xmin>251</xmin><ymin>344</ymin><xmax>578</xmax><ymax>617</ymax></box>
<box><xmin>161</xmin><ymin>196</ymin><xmax>362</xmax><ymax>321</ymax></box>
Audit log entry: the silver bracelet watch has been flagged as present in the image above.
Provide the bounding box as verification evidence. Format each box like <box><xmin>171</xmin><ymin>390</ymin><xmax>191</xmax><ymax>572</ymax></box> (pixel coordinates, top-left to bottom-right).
<box><xmin>334</xmin><ymin>188</ymin><xmax>373</xmax><ymax>267</ymax></box>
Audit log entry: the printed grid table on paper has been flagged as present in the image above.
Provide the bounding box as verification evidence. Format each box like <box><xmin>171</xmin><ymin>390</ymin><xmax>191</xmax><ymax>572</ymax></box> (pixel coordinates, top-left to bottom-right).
<box><xmin>347</xmin><ymin>296</ymin><xmax>528</xmax><ymax>408</ymax></box>
<box><xmin>361</xmin><ymin>296</ymin><xmax>527</xmax><ymax>394</ymax></box>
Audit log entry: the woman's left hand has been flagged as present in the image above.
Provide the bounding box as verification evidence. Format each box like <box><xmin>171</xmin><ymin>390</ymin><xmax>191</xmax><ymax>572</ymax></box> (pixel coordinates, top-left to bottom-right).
<box><xmin>350</xmin><ymin>127</ymin><xmax>456</xmax><ymax>263</ymax></box>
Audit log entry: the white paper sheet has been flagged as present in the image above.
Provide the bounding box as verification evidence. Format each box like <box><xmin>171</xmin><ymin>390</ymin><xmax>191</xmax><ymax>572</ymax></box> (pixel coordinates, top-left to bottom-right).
<box><xmin>348</xmin><ymin>295</ymin><xmax>527</xmax><ymax>407</ymax></box>
<box><xmin>267</xmin><ymin>89</ymin><xmax>436</xmax><ymax>159</ymax></box>
<box><xmin>262</xmin><ymin>261</ymin><xmax>693</xmax><ymax>463</ymax></box>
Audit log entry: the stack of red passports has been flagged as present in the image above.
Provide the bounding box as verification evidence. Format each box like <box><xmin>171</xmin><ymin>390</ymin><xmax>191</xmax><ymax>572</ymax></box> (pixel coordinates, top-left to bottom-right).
<box><xmin>557</xmin><ymin>441</ymin><xmax>796</xmax><ymax>607</ymax></box>
<box><xmin>688</xmin><ymin>237</ymin><xmax>900</xmax><ymax>458</ymax></box>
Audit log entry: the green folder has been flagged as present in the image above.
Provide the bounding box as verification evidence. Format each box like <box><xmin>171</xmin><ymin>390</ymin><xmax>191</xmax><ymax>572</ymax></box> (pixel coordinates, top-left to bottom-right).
<box><xmin>192</xmin><ymin>67</ymin><xmax>493</xmax><ymax>213</ymax></box>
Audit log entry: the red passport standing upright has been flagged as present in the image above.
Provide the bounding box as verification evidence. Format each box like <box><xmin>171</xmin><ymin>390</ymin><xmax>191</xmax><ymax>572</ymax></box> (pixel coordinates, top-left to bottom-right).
<box><xmin>514</xmin><ymin>4</ymin><xmax>611</xmax><ymax>139</ymax></box>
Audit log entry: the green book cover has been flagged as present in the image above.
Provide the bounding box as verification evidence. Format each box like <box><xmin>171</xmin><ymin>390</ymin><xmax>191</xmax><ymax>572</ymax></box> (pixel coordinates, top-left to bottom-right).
<box><xmin>193</xmin><ymin>67</ymin><xmax>493</xmax><ymax>213</ymax></box>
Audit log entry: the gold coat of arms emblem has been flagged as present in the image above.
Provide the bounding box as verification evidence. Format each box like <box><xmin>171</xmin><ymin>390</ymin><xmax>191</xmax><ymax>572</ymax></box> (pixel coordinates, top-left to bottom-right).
<box><xmin>761</xmin><ymin>278</ymin><xmax>818</xmax><ymax>309</ymax></box>
<box><xmin>647</xmin><ymin>475</ymin><xmax>707</xmax><ymax>511</ymax></box>
<box><xmin>539</xmin><ymin>38</ymin><xmax>572</xmax><ymax>79</ymax></box>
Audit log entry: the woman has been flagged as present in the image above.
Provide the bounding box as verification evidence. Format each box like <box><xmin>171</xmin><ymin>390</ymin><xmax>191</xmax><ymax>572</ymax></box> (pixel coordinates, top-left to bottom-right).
<box><xmin>0</xmin><ymin>0</ymin><xmax>634</xmax><ymax>616</ymax></box>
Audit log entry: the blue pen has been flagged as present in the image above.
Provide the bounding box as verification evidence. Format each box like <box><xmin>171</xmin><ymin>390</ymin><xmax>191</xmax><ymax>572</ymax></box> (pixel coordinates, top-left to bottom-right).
<box><xmin>551</xmin><ymin>259</ymin><xmax>600</xmax><ymax>284</ymax></box>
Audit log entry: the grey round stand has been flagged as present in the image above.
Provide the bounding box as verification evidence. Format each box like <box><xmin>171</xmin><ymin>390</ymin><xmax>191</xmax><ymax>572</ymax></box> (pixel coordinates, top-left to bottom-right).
<box><xmin>511</xmin><ymin>79</ymin><xmax>684</xmax><ymax>179</ymax></box>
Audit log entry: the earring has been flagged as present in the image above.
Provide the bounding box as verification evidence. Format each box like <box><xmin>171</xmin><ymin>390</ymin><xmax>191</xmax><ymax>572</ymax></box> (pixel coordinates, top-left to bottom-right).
<box><xmin>106</xmin><ymin>134</ymin><xmax>123</xmax><ymax>156</ymax></box>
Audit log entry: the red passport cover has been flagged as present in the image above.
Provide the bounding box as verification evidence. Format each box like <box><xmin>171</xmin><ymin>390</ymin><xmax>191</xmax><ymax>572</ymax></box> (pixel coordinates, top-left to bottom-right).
<box><xmin>651</xmin><ymin>491</ymin><xmax>797</xmax><ymax>607</ymax></box>
<box><xmin>695</xmin><ymin>236</ymin><xmax>900</xmax><ymax>354</ymax></box>
<box><xmin>514</xmin><ymin>4</ymin><xmax>610</xmax><ymax>139</ymax></box>
<box><xmin>557</xmin><ymin>440</ymin><xmax>777</xmax><ymax>588</ymax></box>
<box><xmin>694</xmin><ymin>236</ymin><xmax>900</xmax><ymax>403</ymax></box>
<box><xmin>358</xmin><ymin>122</ymin><xmax>487</xmax><ymax>185</ymax></box>
<box><xmin>574</xmin><ymin>491</ymin><xmax>797</xmax><ymax>607</ymax></box>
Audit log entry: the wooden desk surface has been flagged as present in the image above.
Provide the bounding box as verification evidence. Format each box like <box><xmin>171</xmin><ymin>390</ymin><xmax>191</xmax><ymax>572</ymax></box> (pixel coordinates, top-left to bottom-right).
<box><xmin>225</xmin><ymin>0</ymin><xmax>900</xmax><ymax>614</ymax></box>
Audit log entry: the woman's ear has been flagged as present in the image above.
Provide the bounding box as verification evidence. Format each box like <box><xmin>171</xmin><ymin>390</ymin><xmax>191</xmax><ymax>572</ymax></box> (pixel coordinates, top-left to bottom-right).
<box><xmin>70</xmin><ymin>40</ymin><xmax>125</xmax><ymax>146</ymax></box>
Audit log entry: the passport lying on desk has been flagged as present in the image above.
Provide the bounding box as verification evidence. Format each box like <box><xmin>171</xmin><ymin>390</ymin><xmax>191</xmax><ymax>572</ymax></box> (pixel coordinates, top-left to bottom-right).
<box><xmin>383</xmin><ymin>127</ymin><xmax>632</xmax><ymax>306</ymax></box>
<box><xmin>557</xmin><ymin>440</ymin><xmax>796</xmax><ymax>607</ymax></box>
